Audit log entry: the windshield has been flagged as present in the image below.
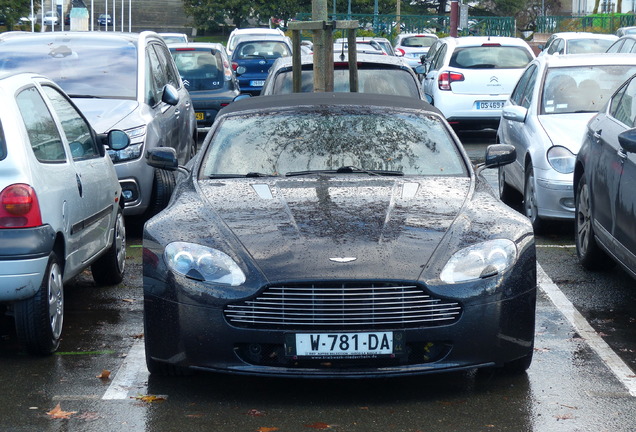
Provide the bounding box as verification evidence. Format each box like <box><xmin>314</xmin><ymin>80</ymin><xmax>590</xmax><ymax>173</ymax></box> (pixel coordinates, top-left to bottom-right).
<box><xmin>568</xmin><ymin>38</ymin><xmax>616</xmax><ymax>54</ymax></box>
<box><xmin>0</xmin><ymin>37</ymin><xmax>137</xmax><ymax>99</ymax></box>
<box><xmin>171</xmin><ymin>48</ymin><xmax>227</xmax><ymax>90</ymax></box>
<box><xmin>271</xmin><ymin>67</ymin><xmax>420</xmax><ymax>98</ymax></box>
<box><xmin>541</xmin><ymin>64</ymin><xmax>636</xmax><ymax>114</ymax></box>
<box><xmin>234</xmin><ymin>41</ymin><xmax>290</xmax><ymax>60</ymax></box>
<box><xmin>450</xmin><ymin>46</ymin><xmax>533</xmax><ymax>69</ymax></box>
<box><xmin>200</xmin><ymin>107</ymin><xmax>467</xmax><ymax>177</ymax></box>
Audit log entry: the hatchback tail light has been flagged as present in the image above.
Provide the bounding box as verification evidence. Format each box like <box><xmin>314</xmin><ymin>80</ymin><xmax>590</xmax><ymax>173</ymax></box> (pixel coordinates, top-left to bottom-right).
<box><xmin>231</xmin><ymin>62</ymin><xmax>238</xmax><ymax>71</ymax></box>
<box><xmin>0</xmin><ymin>184</ymin><xmax>43</xmax><ymax>228</ymax></box>
<box><xmin>438</xmin><ymin>71</ymin><xmax>464</xmax><ymax>91</ymax></box>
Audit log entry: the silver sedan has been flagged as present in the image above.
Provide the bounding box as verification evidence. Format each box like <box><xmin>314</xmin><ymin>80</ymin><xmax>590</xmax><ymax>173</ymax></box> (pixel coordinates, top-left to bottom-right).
<box><xmin>497</xmin><ymin>53</ymin><xmax>636</xmax><ymax>231</ymax></box>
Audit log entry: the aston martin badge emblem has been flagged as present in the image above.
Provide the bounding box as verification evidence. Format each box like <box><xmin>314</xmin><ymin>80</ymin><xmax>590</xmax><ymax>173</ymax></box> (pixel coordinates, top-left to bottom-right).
<box><xmin>329</xmin><ymin>257</ymin><xmax>357</xmax><ymax>263</ymax></box>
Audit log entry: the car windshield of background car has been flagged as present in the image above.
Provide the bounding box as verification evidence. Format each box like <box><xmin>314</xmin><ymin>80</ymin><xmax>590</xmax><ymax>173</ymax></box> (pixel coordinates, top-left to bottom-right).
<box><xmin>0</xmin><ymin>38</ymin><xmax>137</xmax><ymax>99</ymax></box>
<box><xmin>568</xmin><ymin>38</ymin><xmax>616</xmax><ymax>54</ymax></box>
<box><xmin>401</xmin><ymin>37</ymin><xmax>436</xmax><ymax>48</ymax></box>
<box><xmin>200</xmin><ymin>108</ymin><xmax>467</xmax><ymax>177</ymax></box>
<box><xmin>172</xmin><ymin>49</ymin><xmax>226</xmax><ymax>91</ymax></box>
<box><xmin>271</xmin><ymin>68</ymin><xmax>420</xmax><ymax>97</ymax></box>
<box><xmin>235</xmin><ymin>41</ymin><xmax>290</xmax><ymax>60</ymax></box>
<box><xmin>449</xmin><ymin>46</ymin><xmax>533</xmax><ymax>69</ymax></box>
<box><xmin>541</xmin><ymin>65</ymin><xmax>636</xmax><ymax>115</ymax></box>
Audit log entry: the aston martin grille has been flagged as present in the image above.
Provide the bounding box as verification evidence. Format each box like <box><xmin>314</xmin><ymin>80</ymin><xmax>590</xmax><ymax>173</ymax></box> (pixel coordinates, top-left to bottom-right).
<box><xmin>224</xmin><ymin>282</ymin><xmax>462</xmax><ymax>330</ymax></box>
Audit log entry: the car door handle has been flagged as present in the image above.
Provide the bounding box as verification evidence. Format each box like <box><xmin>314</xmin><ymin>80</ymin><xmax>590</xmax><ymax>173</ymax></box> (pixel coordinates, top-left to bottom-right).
<box><xmin>592</xmin><ymin>129</ymin><xmax>602</xmax><ymax>142</ymax></box>
<box><xmin>618</xmin><ymin>148</ymin><xmax>628</xmax><ymax>160</ymax></box>
<box><xmin>174</xmin><ymin>109</ymin><xmax>181</xmax><ymax>117</ymax></box>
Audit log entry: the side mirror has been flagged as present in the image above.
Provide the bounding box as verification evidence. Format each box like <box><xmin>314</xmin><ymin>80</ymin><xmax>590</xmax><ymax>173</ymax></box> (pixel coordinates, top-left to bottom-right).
<box><xmin>484</xmin><ymin>144</ymin><xmax>516</xmax><ymax>169</ymax></box>
<box><xmin>108</xmin><ymin>130</ymin><xmax>130</xmax><ymax>151</ymax></box>
<box><xmin>501</xmin><ymin>105</ymin><xmax>527</xmax><ymax>123</ymax></box>
<box><xmin>162</xmin><ymin>84</ymin><xmax>180</xmax><ymax>106</ymax></box>
<box><xmin>618</xmin><ymin>128</ymin><xmax>636</xmax><ymax>153</ymax></box>
<box><xmin>233</xmin><ymin>94</ymin><xmax>251</xmax><ymax>102</ymax></box>
<box><xmin>146</xmin><ymin>147</ymin><xmax>178</xmax><ymax>171</ymax></box>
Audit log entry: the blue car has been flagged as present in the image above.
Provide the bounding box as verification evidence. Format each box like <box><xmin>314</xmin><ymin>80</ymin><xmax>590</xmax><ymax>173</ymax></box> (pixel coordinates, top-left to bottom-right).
<box><xmin>231</xmin><ymin>36</ymin><xmax>291</xmax><ymax>96</ymax></box>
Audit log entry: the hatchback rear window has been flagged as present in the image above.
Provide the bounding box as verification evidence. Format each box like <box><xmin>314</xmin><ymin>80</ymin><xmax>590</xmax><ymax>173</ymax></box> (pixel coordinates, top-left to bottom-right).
<box><xmin>171</xmin><ymin>48</ymin><xmax>227</xmax><ymax>91</ymax></box>
<box><xmin>0</xmin><ymin>37</ymin><xmax>137</xmax><ymax>99</ymax></box>
<box><xmin>449</xmin><ymin>46</ymin><xmax>533</xmax><ymax>69</ymax></box>
<box><xmin>401</xmin><ymin>36</ymin><xmax>436</xmax><ymax>48</ymax></box>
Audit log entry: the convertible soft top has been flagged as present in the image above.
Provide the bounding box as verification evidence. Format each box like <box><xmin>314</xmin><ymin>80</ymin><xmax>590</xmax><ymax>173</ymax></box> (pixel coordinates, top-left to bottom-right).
<box><xmin>218</xmin><ymin>92</ymin><xmax>442</xmax><ymax>117</ymax></box>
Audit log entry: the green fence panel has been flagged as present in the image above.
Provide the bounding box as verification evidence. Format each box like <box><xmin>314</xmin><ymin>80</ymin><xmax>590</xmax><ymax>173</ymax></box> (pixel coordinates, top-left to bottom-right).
<box><xmin>294</xmin><ymin>13</ymin><xmax>516</xmax><ymax>37</ymax></box>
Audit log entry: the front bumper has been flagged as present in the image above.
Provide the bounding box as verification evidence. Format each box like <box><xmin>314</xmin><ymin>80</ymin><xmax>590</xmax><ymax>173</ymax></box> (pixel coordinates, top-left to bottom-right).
<box><xmin>144</xmin><ymin>272</ymin><xmax>536</xmax><ymax>377</ymax></box>
<box><xmin>534</xmin><ymin>169</ymin><xmax>575</xmax><ymax>221</ymax></box>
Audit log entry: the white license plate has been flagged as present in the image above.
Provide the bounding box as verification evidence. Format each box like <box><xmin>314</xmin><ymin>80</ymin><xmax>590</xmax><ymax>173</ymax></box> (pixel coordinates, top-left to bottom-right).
<box><xmin>250</xmin><ymin>80</ymin><xmax>265</xmax><ymax>87</ymax></box>
<box><xmin>291</xmin><ymin>332</ymin><xmax>395</xmax><ymax>357</ymax></box>
<box><xmin>476</xmin><ymin>101</ymin><xmax>505</xmax><ymax>110</ymax></box>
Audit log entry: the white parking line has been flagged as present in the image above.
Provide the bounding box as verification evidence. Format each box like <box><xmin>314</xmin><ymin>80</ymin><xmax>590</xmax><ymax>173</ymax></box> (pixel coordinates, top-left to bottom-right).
<box><xmin>102</xmin><ymin>339</ymin><xmax>148</xmax><ymax>400</ymax></box>
<box><xmin>538</xmin><ymin>263</ymin><xmax>636</xmax><ymax>397</ymax></box>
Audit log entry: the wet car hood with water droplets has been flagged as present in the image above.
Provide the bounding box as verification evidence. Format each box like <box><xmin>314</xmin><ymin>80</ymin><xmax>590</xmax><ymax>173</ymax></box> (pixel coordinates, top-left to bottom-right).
<box><xmin>197</xmin><ymin>176</ymin><xmax>470</xmax><ymax>281</ymax></box>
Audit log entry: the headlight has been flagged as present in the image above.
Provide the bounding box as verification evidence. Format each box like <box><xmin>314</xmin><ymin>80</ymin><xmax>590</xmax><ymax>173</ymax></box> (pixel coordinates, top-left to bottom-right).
<box><xmin>107</xmin><ymin>143</ymin><xmax>143</xmax><ymax>162</ymax></box>
<box><xmin>547</xmin><ymin>146</ymin><xmax>575</xmax><ymax>174</ymax></box>
<box><xmin>440</xmin><ymin>239</ymin><xmax>517</xmax><ymax>284</ymax></box>
<box><xmin>125</xmin><ymin>125</ymin><xmax>146</xmax><ymax>140</ymax></box>
<box><xmin>164</xmin><ymin>242</ymin><xmax>246</xmax><ymax>286</ymax></box>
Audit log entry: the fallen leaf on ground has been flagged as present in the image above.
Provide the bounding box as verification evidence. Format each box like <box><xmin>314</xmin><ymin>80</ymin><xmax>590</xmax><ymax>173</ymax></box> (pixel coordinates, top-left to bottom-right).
<box><xmin>247</xmin><ymin>409</ymin><xmax>266</xmax><ymax>416</ymax></box>
<box><xmin>46</xmin><ymin>403</ymin><xmax>77</xmax><ymax>419</ymax></box>
<box><xmin>555</xmin><ymin>413</ymin><xmax>575</xmax><ymax>420</ymax></box>
<box><xmin>133</xmin><ymin>395</ymin><xmax>166</xmax><ymax>403</ymax></box>
<box><xmin>96</xmin><ymin>369</ymin><xmax>111</xmax><ymax>380</ymax></box>
<box><xmin>122</xmin><ymin>298</ymin><xmax>135</xmax><ymax>303</ymax></box>
<box><xmin>256</xmin><ymin>427</ymin><xmax>279</xmax><ymax>432</ymax></box>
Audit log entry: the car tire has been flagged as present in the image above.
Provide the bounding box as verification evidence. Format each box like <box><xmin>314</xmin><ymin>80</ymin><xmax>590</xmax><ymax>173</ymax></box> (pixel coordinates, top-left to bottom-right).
<box><xmin>91</xmin><ymin>206</ymin><xmax>126</xmax><ymax>286</ymax></box>
<box><xmin>502</xmin><ymin>350</ymin><xmax>533</xmax><ymax>374</ymax></box>
<box><xmin>523</xmin><ymin>165</ymin><xmax>543</xmax><ymax>232</ymax></box>
<box><xmin>14</xmin><ymin>252</ymin><xmax>64</xmax><ymax>355</ymax></box>
<box><xmin>575</xmin><ymin>175</ymin><xmax>615</xmax><ymax>270</ymax></box>
<box><xmin>498</xmin><ymin>166</ymin><xmax>515</xmax><ymax>204</ymax></box>
<box><xmin>145</xmin><ymin>168</ymin><xmax>175</xmax><ymax>218</ymax></box>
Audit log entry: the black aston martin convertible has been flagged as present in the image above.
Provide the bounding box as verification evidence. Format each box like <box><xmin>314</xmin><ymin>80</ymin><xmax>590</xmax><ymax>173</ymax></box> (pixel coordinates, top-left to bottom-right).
<box><xmin>143</xmin><ymin>92</ymin><xmax>537</xmax><ymax>377</ymax></box>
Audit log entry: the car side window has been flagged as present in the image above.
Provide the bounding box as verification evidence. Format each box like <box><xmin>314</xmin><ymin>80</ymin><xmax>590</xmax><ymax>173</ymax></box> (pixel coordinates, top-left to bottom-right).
<box><xmin>547</xmin><ymin>38</ymin><xmax>561</xmax><ymax>54</ymax></box>
<box><xmin>607</xmin><ymin>40</ymin><xmax>623</xmax><ymax>53</ymax></box>
<box><xmin>0</xmin><ymin>122</ymin><xmax>6</xmax><ymax>161</ymax></box>
<box><xmin>510</xmin><ymin>65</ymin><xmax>535</xmax><ymax>105</ymax></box>
<box><xmin>153</xmin><ymin>43</ymin><xmax>181</xmax><ymax>89</ymax></box>
<box><xmin>520</xmin><ymin>66</ymin><xmax>538</xmax><ymax>109</ymax></box>
<box><xmin>145</xmin><ymin>46</ymin><xmax>165</xmax><ymax>106</ymax></box>
<box><xmin>41</xmin><ymin>85</ymin><xmax>99</xmax><ymax>160</ymax></box>
<box><xmin>620</xmin><ymin>39</ymin><xmax>636</xmax><ymax>53</ymax></box>
<box><xmin>16</xmin><ymin>86</ymin><xmax>66</xmax><ymax>163</ymax></box>
<box><xmin>610</xmin><ymin>79</ymin><xmax>636</xmax><ymax>127</ymax></box>
<box><xmin>432</xmin><ymin>44</ymin><xmax>447</xmax><ymax>71</ymax></box>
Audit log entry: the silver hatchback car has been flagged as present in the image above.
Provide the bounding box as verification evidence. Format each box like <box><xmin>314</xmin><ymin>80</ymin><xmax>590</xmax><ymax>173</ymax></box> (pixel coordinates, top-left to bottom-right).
<box><xmin>0</xmin><ymin>72</ymin><xmax>130</xmax><ymax>355</ymax></box>
<box><xmin>0</xmin><ymin>31</ymin><xmax>197</xmax><ymax>218</ymax></box>
<box><xmin>497</xmin><ymin>54</ymin><xmax>636</xmax><ymax>231</ymax></box>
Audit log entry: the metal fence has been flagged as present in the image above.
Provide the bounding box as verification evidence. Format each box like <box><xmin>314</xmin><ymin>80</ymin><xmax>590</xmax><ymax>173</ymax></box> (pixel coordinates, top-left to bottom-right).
<box><xmin>536</xmin><ymin>14</ymin><xmax>636</xmax><ymax>33</ymax></box>
<box><xmin>294</xmin><ymin>13</ymin><xmax>516</xmax><ymax>37</ymax></box>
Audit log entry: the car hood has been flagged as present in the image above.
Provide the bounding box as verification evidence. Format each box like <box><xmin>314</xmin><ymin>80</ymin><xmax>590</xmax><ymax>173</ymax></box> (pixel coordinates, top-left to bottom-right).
<box><xmin>72</xmin><ymin>98</ymin><xmax>139</xmax><ymax>133</ymax></box>
<box><xmin>197</xmin><ymin>177</ymin><xmax>470</xmax><ymax>281</ymax></box>
<box><xmin>538</xmin><ymin>113</ymin><xmax>597</xmax><ymax>153</ymax></box>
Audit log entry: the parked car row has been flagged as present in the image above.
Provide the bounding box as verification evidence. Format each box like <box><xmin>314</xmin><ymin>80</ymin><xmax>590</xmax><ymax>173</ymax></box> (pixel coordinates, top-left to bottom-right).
<box><xmin>0</xmin><ymin>30</ymin><xmax>197</xmax><ymax>355</ymax></box>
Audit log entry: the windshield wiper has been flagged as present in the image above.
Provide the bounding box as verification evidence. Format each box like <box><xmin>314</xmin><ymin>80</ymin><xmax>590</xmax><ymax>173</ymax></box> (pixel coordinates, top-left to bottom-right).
<box><xmin>208</xmin><ymin>172</ymin><xmax>276</xmax><ymax>178</ymax></box>
<box><xmin>286</xmin><ymin>166</ymin><xmax>403</xmax><ymax>177</ymax></box>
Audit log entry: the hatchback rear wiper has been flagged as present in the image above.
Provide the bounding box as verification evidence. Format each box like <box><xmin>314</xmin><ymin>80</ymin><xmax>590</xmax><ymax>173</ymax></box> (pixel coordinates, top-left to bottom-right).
<box><xmin>286</xmin><ymin>166</ymin><xmax>403</xmax><ymax>177</ymax></box>
<box><xmin>208</xmin><ymin>172</ymin><xmax>276</xmax><ymax>178</ymax></box>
